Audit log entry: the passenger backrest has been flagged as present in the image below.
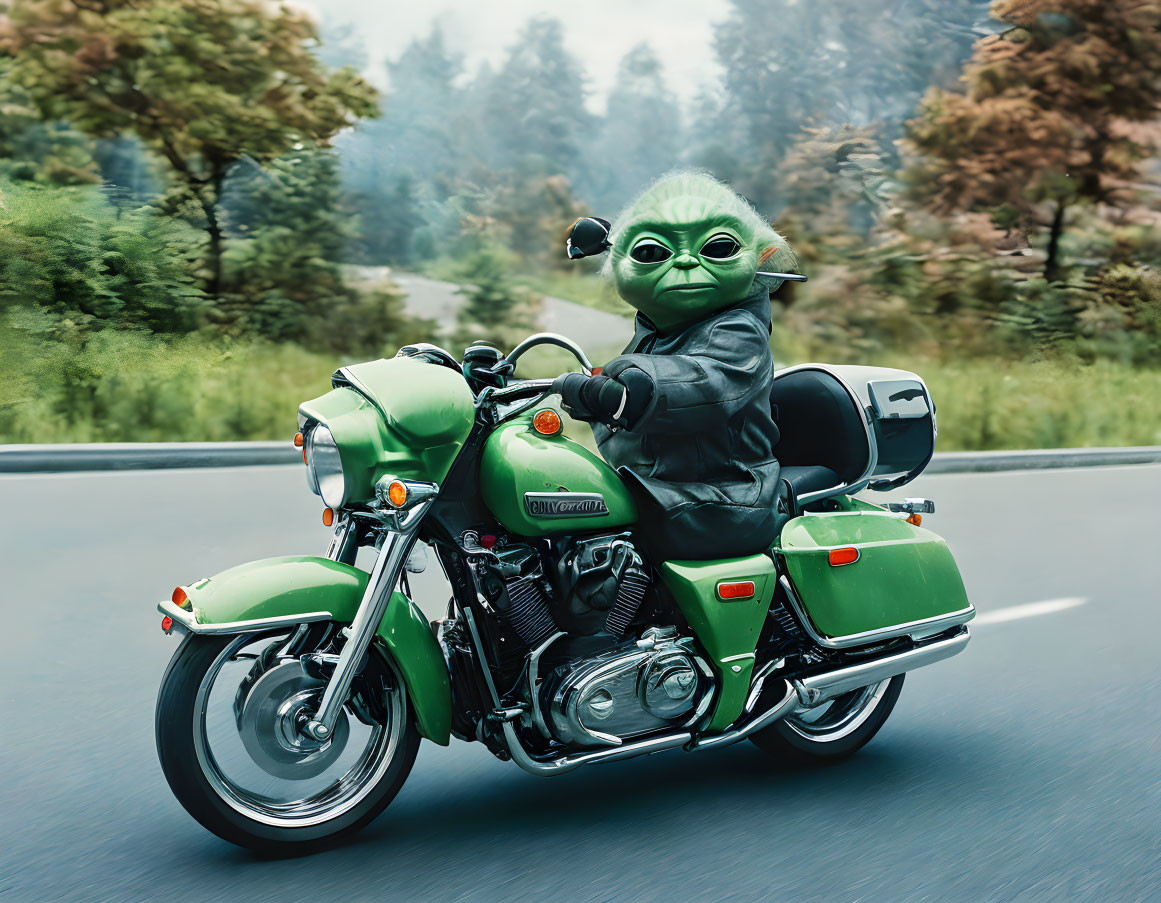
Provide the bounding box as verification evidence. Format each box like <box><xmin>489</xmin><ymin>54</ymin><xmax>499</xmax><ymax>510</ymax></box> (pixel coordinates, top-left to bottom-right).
<box><xmin>769</xmin><ymin>368</ymin><xmax>871</xmax><ymax>487</ymax></box>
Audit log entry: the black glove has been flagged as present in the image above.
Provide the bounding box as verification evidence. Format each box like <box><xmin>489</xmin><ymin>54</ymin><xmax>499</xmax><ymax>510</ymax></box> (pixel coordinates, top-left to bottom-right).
<box><xmin>551</xmin><ymin>368</ymin><xmax>654</xmax><ymax>428</ymax></box>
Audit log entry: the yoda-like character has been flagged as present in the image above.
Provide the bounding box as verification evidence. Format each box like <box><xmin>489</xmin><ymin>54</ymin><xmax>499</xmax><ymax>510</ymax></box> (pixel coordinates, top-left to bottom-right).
<box><xmin>553</xmin><ymin>172</ymin><xmax>802</xmax><ymax>560</ymax></box>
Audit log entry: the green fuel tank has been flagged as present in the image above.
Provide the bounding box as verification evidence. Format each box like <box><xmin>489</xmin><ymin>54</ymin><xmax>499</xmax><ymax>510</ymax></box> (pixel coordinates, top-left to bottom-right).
<box><xmin>479</xmin><ymin>410</ymin><xmax>638</xmax><ymax>538</ymax></box>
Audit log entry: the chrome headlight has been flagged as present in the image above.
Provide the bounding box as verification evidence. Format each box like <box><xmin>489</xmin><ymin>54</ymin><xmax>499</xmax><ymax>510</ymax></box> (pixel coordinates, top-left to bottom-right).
<box><xmin>305</xmin><ymin>424</ymin><xmax>346</xmax><ymax>508</ymax></box>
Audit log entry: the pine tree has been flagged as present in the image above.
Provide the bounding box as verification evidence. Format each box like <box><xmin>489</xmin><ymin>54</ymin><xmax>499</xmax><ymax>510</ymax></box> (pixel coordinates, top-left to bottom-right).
<box><xmin>452</xmin><ymin>242</ymin><xmax>542</xmax><ymax>352</ymax></box>
<box><xmin>339</xmin><ymin>27</ymin><xmax>466</xmax><ymax>264</ymax></box>
<box><xmin>479</xmin><ymin>18</ymin><xmax>593</xmax><ymax>174</ymax></box>
<box><xmin>587</xmin><ymin>43</ymin><xmax>682</xmax><ymax>213</ymax></box>
<box><xmin>704</xmin><ymin>0</ymin><xmax>988</xmax><ymax>207</ymax></box>
<box><xmin>222</xmin><ymin>149</ymin><xmax>416</xmax><ymax>353</ymax></box>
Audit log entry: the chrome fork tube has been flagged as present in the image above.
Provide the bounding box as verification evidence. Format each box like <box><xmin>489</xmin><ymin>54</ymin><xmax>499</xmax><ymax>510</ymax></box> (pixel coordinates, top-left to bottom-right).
<box><xmin>303</xmin><ymin>502</ymin><xmax>431</xmax><ymax>742</ymax></box>
<box><xmin>325</xmin><ymin>514</ymin><xmax>358</xmax><ymax>564</ymax></box>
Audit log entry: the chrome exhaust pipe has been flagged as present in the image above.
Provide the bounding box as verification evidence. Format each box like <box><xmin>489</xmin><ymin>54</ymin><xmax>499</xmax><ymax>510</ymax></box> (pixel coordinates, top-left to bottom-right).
<box><xmin>500</xmin><ymin>628</ymin><xmax>970</xmax><ymax>776</ymax></box>
<box><xmin>502</xmin><ymin>681</ymin><xmax>801</xmax><ymax>776</ymax></box>
<box><xmin>501</xmin><ymin>721</ymin><xmax>693</xmax><ymax>776</ymax></box>
<box><xmin>689</xmin><ymin>681</ymin><xmax>799</xmax><ymax>751</ymax></box>
<box><xmin>793</xmin><ymin>627</ymin><xmax>971</xmax><ymax>707</ymax></box>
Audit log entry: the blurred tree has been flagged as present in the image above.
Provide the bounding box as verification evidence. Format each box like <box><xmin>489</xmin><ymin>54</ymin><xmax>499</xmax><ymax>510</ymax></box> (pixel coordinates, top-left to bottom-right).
<box><xmin>221</xmin><ymin>148</ymin><xmax>417</xmax><ymax>353</ymax></box>
<box><xmin>706</xmin><ymin>0</ymin><xmax>988</xmax><ymax>207</ymax></box>
<box><xmin>0</xmin><ymin>60</ymin><xmax>98</xmax><ymax>185</ymax></box>
<box><xmin>452</xmin><ymin>241</ymin><xmax>542</xmax><ymax>351</ymax></box>
<box><xmin>905</xmin><ymin>0</ymin><xmax>1161</xmax><ymax>280</ymax></box>
<box><xmin>340</xmin><ymin>27</ymin><xmax>466</xmax><ymax>264</ymax></box>
<box><xmin>0</xmin><ymin>182</ymin><xmax>204</xmax><ymax>332</ymax></box>
<box><xmin>778</xmin><ymin>124</ymin><xmax>892</xmax><ymax>259</ymax></box>
<box><xmin>92</xmin><ymin>137</ymin><xmax>159</xmax><ymax>211</ymax></box>
<box><xmin>480</xmin><ymin>18</ymin><xmax>593</xmax><ymax>174</ymax></box>
<box><xmin>587</xmin><ymin>43</ymin><xmax>682</xmax><ymax>213</ymax></box>
<box><xmin>2</xmin><ymin>0</ymin><xmax>378</xmax><ymax>298</ymax></box>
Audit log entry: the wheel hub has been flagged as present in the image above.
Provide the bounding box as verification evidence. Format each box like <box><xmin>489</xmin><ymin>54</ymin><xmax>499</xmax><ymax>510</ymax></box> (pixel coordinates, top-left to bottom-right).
<box><xmin>238</xmin><ymin>662</ymin><xmax>350</xmax><ymax>780</ymax></box>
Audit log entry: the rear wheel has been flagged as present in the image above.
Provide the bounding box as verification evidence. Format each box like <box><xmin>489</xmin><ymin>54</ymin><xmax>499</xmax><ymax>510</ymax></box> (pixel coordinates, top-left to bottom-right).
<box><xmin>156</xmin><ymin>629</ymin><xmax>419</xmax><ymax>851</ymax></box>
<box><xmin>749</xmin><ymin>675</ymin><xmax>904</xmax><ymax>762</ymax></box>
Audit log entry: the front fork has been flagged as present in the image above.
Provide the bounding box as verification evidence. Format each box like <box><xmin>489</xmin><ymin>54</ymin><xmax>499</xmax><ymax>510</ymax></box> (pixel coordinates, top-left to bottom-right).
<box><xmin>301</xmin><ymin>496</ymin><xmax>434</xmax><ymax>743</ymax></box>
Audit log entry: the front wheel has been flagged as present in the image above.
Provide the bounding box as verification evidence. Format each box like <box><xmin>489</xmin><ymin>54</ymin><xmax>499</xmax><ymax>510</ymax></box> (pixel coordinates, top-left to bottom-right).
<box><xmin>749</xmin><ymin>675</ymin><xmax>904</xmax><ymax>763</ymax></box>
<box><xmin>155</xmin><ymin>629</ymin><xmax>419</xmax><ymax>851</ymax></box>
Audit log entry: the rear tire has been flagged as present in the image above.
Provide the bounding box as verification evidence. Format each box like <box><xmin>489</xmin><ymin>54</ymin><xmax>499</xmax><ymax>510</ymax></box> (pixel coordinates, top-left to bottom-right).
<box><xmin>156</xmin><ymin>632</ymin><xmax>419</xmax><ymax>852</ymax></box>
<box><xmin>749</xmin><ymin>674</ymin><xmax>904</xmax><ymax>763</ymax></box>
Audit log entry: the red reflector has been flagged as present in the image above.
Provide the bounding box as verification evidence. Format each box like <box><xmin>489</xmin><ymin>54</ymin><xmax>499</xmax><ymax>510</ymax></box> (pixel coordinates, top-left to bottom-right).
<box><xmin>161</xmin><ymin>616</ymin><xmax>174</xmax><ymax>633</ymax></box>
<box><xmin>717</xmin><ymin>580</ymin><xmax>756</xmax><ymax>600</ymax></box>
<box><xmin>172</xmin><ymin>586</ymin><xmax>189</xmax><ymax>608</ymax></box>
<box><xmin>829</xmin><ymin>547</ymin><xmax>860</xmax><ymax>566</ymax></box>
<box><xmin>480</xmin><ymin>534</ymin><xmax>498</xmax><ymax>549</ymax></box>
<box><xmin>591</xmin><ymin>366</ymin><xmax>604</xmax><ymax>376</ymax></box>
<box><xmin>293</xmin><ymin>432</ymin><xmax>304</xmax><ymax>448</ymax></box>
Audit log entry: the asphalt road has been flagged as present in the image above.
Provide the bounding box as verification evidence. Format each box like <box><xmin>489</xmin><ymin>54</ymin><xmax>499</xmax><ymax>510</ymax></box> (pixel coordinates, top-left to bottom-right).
<box><xmin>2</xmin><ymin>464</ymin><xmax>1159</xmax><ymax>902</ymax></box>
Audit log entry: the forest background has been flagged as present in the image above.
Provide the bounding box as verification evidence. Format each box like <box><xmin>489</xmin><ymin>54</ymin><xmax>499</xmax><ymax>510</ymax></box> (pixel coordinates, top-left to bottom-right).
<box><xmin>3</xmin><ymin>0</ymin><xmax>1161</xmax><ymax>450</ymax></box>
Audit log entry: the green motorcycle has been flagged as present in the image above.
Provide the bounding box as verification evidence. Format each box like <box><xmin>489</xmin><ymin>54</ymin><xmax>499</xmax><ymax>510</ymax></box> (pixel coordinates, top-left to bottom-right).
<box><xmin>154</xmin><ymin>334</ymin><xmax>973</xmax><ymax>850</ymax></box>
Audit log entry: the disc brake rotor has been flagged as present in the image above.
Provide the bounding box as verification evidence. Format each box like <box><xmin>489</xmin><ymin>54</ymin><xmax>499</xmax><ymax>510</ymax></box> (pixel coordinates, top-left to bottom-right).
<box><xmin>238</xmin><ymin>661</ymin><xmax>350</xmax><ymax>780</ymax></box>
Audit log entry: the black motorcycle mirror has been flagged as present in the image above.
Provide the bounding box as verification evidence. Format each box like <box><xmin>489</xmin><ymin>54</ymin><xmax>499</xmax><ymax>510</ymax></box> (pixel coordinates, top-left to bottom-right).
<box><xmin>565</xmin><ymin>216</ymin><xmax>612</xmax><ymax>259</ymax></box>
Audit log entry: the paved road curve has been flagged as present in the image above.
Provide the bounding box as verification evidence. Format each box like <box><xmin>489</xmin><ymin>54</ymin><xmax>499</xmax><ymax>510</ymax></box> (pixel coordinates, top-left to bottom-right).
<box><xmin>374</xmin><ymin>270</ymin><xmax>634</xmax><ymax>360</ymax></box>
<box><xmin>1</xmin><ymin>464</ymin><xmax>1159</xmax><ymax>902</ymax></box>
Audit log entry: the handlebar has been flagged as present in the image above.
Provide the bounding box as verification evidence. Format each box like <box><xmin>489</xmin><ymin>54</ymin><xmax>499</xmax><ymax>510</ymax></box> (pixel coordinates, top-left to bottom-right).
<box><xmin>486</xmin><ymin>378</ymin><xmax>555</xmax><ymax>406</ymax></box>
<box><xmin>501</xmin><ymin>333</ymin><xmax>594</xmax><ymax>377</ymax></box>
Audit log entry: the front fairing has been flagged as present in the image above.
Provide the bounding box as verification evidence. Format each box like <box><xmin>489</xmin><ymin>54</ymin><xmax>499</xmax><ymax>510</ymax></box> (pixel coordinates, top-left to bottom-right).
<box><xmin>298</xmin><ymin>357</ymin><xmax>475</xmax><ymax>504</ymax></box>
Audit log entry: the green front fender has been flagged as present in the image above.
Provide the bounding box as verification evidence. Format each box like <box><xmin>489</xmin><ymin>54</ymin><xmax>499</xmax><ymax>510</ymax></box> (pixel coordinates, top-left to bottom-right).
<box><xmin>181</xmin><ymin>556</ymin><xmax>452</xmax><ymax>745</ymax></box>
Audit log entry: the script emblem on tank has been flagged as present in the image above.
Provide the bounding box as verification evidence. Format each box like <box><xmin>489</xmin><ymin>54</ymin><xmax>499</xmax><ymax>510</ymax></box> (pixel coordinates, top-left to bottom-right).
<box><xmin>524</xmin><ymin>492</ymin><xmax>609</xmax><ymax>518</ymax></box>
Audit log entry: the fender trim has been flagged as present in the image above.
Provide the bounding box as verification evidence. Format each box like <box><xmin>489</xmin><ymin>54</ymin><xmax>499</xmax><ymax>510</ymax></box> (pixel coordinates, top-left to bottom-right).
<box><xmin>156</xmin><ymin>556</ymin><xmax>452</xmax><ymax>745</ymax></box>
<box><xmin>158</xmin><ymin>599</ymin><xmax>332</xmax><ymax>635</ymax></box>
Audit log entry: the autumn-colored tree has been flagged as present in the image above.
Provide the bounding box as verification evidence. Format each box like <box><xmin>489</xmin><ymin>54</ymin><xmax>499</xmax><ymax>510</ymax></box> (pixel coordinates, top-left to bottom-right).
<box><xmin>905</xmin><ymin>0</ymin><xmax>1161</xmax><ymax>280</ymax></box>
<box><xmin>1</xmin><ymin>0</ymin><xmax>378</xmax><ymax>296</ymax></box>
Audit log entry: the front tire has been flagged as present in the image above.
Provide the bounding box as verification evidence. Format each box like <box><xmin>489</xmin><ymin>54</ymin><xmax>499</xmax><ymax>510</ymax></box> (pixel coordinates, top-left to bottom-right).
<box><xmin>156</xmin><ymin>631</ymin><xmax>419</xmax><ymax>851</ymax></box>
<box><xmin>749</xmin><ymin>675</ymin><xmax>904</xmax><ymax>763</ymax></box>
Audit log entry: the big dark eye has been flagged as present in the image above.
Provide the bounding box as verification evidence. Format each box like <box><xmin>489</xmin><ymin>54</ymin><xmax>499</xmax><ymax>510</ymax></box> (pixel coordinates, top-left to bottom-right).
<box><xmin>629</xmin><ymin>239</ymin><xmax>673</xmax><ymax>264</ymax></box>
<box><xmin>700</xmin><ymin>234</ymin><xmax>741</xmax><ymax>260</ymax></box>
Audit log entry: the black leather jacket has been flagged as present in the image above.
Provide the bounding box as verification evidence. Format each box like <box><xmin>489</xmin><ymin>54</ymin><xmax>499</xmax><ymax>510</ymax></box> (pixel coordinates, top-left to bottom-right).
<box><xmin>593</xmin><ymin>282</ymin><xmax>783</xmax><ymax>561</ymax></box>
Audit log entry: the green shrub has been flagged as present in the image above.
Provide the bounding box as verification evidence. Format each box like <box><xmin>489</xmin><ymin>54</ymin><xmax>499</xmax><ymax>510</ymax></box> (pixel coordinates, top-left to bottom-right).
<box><xmin>0</xmin><ymin>180</ymin><xmax>205</xmax><ymax>332</ymax></box>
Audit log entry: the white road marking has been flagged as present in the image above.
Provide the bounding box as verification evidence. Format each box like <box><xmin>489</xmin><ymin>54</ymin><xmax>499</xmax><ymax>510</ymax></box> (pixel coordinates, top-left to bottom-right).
<box><xmin>973</xmin><ymin>596</ymin><xmax>1087</xmax><ymax>626</ymax></box>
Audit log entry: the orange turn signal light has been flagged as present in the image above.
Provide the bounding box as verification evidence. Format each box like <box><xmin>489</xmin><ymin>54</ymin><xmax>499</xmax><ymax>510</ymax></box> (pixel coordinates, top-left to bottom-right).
<box><xmin>293</xmin><ymin>432</ymin><xmax>304</xmax><ymax>448</ymax></box>
<box><xmin>387</xmin><ymin>480</ymin><xmax>408</xmax><ymax>508</ymax></box>
<box><xmin>829</xmin><ymin>547</ymin><xmax>860</xmax><ymax>567</ymax></box>
<box><xmin>717</xmin><ymin>580</ymin><xmax>756</xmax><ymax>600</ymax></box>
<box><xmin>322</xmin><ymin>507</ymin><xmax>334</xmax><ymax>527</ymax></box>
<box><xmin>172</xmin><ymin>586</ymin><xmax>190</xmax><ymax>609</ymax></box>
<box><xmin>906</xmin><ymin>513</ymin><xmax>922</xmax><ymax>526</ymax></box>
<box><xmin>532</xmin><ymin>409</ymin><xmax>563</xmax><ymax>436</ymax></box>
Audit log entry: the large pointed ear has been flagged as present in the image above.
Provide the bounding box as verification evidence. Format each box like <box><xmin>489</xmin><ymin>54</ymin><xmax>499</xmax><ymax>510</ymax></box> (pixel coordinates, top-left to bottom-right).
<box><xmin>758</xmin><ymin>241</ymin><xmax>799</xmax><ymax>276</ymax></box>
<box><xmin>566</xmin><ymin>216</ymin><xmax>612</xmax><ymax>259</ymax></box>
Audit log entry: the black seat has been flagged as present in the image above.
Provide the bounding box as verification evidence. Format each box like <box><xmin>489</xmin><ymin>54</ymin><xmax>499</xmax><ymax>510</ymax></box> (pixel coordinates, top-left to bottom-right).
<box><xmin>770</xmin><ymin>368</ymin><xmax>872</xmax><ymax>518</ymax></box>
<box><xmin>780</xmin><ymin>465</ymin><xmax>842</xmax><ymax>516</ymax></box>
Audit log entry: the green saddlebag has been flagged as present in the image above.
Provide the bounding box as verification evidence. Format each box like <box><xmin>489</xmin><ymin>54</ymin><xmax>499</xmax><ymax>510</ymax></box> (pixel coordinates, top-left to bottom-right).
<box><xmin>777</xmin><ymin>510</ymin><xmax>973</xmax><ymax>644</ymax></box>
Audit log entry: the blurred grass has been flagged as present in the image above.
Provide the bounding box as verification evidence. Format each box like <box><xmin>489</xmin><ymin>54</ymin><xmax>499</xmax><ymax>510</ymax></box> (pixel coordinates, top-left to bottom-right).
<box><xmin>2</xmin><ymin>316</ymin><xmax>1159</xmax><ymax>449</ymax></box>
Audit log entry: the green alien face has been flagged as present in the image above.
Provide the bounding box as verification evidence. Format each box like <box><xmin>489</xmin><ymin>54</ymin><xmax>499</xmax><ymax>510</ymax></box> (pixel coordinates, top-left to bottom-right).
<box><xmin>607</xmin><ymin>173</ymin><xmax>796</xmax><ymax>332</ymax></box>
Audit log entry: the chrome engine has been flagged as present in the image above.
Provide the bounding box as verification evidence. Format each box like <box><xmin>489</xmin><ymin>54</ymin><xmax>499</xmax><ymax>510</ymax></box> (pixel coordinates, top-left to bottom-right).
<box><xmin>536</xmin><ymin>627</ymin><xmax>714</xmax><ymax>748</ymax></box>
<box><xmin>479</xmin><ymin>533</ymin><xmax>653</xmax><ymax>644</ymax></box>
<box><xmin>464</xmin><ymin>532</ymin><xmax>713</xmax><ymax>750</ymax></box>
